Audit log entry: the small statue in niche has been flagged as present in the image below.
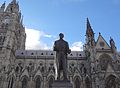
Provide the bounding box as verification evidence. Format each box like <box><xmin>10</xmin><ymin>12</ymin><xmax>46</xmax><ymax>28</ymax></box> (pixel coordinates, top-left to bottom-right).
<box><xmin>48</xmin><ymin>63</ymin><xmax>55</xmax><ymax>74</ymax></box>
<box><xmin>69</xmin><ymin>63</ymin><xmax>75</xmax><ymax>74</ymax></box>
<box><xmin>38</xmin><ymin>62</ymin><xmax>45</xmax><ymax>73</ymax></box>
<box><xmin>15</xmin><ymin>62</ymin><xmax>23</xmax><ymax>73</ymax></box>
<box><xmin>27</xmin><ymin>62</ymin><xmax>34</xmax><ymax>73</ymax></box>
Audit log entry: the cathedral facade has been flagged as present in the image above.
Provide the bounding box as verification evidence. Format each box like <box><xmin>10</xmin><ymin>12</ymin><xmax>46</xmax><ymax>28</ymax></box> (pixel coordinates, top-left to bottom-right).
<box><xmin>0</xmin><ymin>0</ymin><xmax>120</xmax><ymax>88</ymax></box>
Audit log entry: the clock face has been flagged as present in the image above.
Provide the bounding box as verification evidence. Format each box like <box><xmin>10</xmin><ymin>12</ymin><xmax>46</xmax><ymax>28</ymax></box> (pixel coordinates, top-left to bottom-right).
<box><xmin>99</xmin><ymin>41</ymin><xmax>105</xmax><ymax>47</ymax></box>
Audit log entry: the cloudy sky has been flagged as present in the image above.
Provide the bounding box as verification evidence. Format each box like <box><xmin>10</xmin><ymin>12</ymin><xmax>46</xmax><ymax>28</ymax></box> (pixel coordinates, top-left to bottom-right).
<box><xmin>0</xmin><ymin>0</ymin><xmax>120</xmax><ymax>51</ymax></box>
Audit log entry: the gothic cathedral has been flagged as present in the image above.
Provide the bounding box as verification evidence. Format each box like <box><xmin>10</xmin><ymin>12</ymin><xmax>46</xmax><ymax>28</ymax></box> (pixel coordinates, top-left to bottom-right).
<box><xmin>0</xmin><ymin>0</ymin><xmax>120</xmax><ymax>88</ymax></box>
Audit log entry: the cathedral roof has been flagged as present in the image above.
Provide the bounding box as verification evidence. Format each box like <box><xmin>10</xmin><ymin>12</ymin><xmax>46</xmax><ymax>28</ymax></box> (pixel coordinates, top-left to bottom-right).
<box><xmin>15</xmin><ymin>50</ymin><xmax>86</xmax><ymax>60</ymax></box>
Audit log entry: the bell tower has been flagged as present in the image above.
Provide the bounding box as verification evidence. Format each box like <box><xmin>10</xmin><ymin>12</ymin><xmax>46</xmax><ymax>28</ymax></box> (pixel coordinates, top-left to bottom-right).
<box><xmin>0</xmin><ymin>0</ymin><xmax>26</xmax><ymax>65</ymax></box>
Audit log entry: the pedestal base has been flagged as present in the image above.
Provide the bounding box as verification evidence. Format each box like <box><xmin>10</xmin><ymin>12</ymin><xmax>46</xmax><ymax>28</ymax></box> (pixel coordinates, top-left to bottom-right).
<box><xmin>51</xmin><ymin>80</ymin><xmax>73</xmax><ymax>88</ymax></box>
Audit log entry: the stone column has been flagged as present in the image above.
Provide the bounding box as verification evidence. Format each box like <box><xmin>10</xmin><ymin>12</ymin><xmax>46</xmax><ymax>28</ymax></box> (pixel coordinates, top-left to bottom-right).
<box><xmin>3</xmin><ymin>81</ymin><xmax>8</xmax><ymax>88</ymax></box>
<box><xmin>15</xmin><ymin>77</ymin><xmax>20</xmax><ymax>88</ymax></box>
<box><xmin>28</xmin><ymin>76</ymin><xmax>34</xmax><ymax>88</ymax></box>
<box><xmin>30</xmin><ymin>77</ymin><xmax>35</xmax><ymax>88</ymax></box>
<box><xmin>3</xmin><ymin>75</ymin><xmax>8</xmax><ymax>88</ymax></box>
<box><xmin>43</xmin><ymin>76</ymin><xmax>47</xmax><ymax>88</ymax></box>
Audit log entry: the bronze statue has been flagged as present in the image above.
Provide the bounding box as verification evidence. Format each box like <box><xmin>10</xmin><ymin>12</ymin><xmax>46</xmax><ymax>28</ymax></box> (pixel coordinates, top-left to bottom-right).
<box><xmin>53</xmin><ymin>33</ymin><xmax>71</xmax><ymax>80</ymax></box>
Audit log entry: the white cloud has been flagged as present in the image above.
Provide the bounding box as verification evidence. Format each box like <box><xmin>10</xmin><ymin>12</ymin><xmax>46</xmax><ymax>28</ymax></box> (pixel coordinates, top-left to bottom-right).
<box><xmin>25</xmin><ymin>28</ymin><xmax>83</xmax><ymax>51</ymax></box>
<box><xmin>25</xmin><ymin>28</ymin><xmax>52</xmax><ymax>50</ymax></box>
<box><xmin>70</xmin><ymin>41</ymin><xmax>83</xmax><ymax>51</ymax></box>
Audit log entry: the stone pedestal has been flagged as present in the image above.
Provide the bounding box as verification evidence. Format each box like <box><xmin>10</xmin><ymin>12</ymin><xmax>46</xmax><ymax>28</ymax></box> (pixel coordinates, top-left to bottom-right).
<box><xmin>51</xmin><ymin>80</ymin><xmax>73</xmax><ymax>88</ymax></box>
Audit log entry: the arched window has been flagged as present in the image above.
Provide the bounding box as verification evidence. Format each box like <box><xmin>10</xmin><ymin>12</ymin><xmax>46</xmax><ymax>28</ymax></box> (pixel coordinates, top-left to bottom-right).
<box><xmin>105</xmin><ymin>75</ymin><xmax>119</xmax><ymax>88</ymax></box>
<box><xmin>22</xmin><ymin>77</ymin><xmax>27</xmax><ymax>88</ymax></box>
<box><xmin>48</xmin><ymin>77</ymin><xmax>54</xmax><ymax>88</ymax></box>
<box><xmin>74</xmin><ymin>77</ymin><xmax>81</xmax><ymax>88</ymax></box>
<box><xmin>35</xmin><ymin>77</ymin><xmax>41</xmax><ymax>88</ymax></box>
<box><xmin>85</xmin><ymin>77</ymin><xmax>91</xmax><ymax>88</ymax></box>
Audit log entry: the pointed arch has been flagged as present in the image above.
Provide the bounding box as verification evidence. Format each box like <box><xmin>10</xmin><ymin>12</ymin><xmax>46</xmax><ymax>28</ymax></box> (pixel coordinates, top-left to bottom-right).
<box><xmin>85</xmin><ymin>76</ymin><xmax>91</xmax><ymax>88</ymax></box>
<box><xmin>22</xmin><ymin>78</ymin><xmax>27</xmax><ymax>88</ymax></box>
<box><xmin>105</xmin><ymin>75</ymin><xmax>120</xmax><ymax>88</ymax></box>
<box><xmin>35</xmin><ymin>78</ymin><xmax>41</xmax><ymax>88</ymax></box>
<box><xmin>74</xmin><ymin>76</ymin><xmax>81</xmax><ymax>88</ymax></box>
<box><xmin>35</xmin><ymin>75</ymin><xmax>42</xmax><ymax>88</ymax></box>
<box><xmin>99</xmin><ymin>53</ymin><xmax>112</xmax><ymax>70</ymax></box>
<box><xmin>48</xmin><ymin>76</ymin><xmax>55</xmax><ymax>88</ymax></box>
<box><xmin>21</xmin><ymin>75</ymin><xmax>29</xmax><ymax>88</ymax></box>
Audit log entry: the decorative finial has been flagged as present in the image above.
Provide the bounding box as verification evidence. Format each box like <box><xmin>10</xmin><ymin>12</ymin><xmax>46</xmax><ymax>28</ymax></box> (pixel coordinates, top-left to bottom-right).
<box><xmin>110</xmin><ymin>37</ymin><xmax>113</xmax><ymax>40</ymax></box>
<box><xmin>20</xmin><ymin>15</ymin><xmax>23</xmax><ymax>24</ymax></box>
<box><xmin>86</xmin><ymin>17</ymin><xmax>91</xmax><ymax>29</ymax></box>
<box><xmin>99</xmin><ymin>32</ymin><xmax>101</xmax><ymax>35</ymax></box>
<box><xmin>0</xmin><ymin>1</ymin><xmax>6</xmax><ymax>12</ymax></box>
<box><xmin>86</xmin><ymin>17</ymin><xmax>94</xmax><ymax>35</ymax></box>
<box><xmin>3</xmin><ymin>1</ymin><xmax>6</xmax><ymax>4</ymax></box>
<box><xmin>11</xmin><ymin>0</ymin><xmax>16</xmax><ymax>4</ymax></box>
<box><xmin>1</xmin><ymin>1</ymin><xmax>6</xmax><ymax>8</ymax></box>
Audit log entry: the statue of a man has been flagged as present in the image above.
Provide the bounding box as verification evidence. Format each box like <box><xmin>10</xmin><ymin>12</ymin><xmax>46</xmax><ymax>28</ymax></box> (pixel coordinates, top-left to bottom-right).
<box><xmin>53</xmin><ymin>33</ymin><xmax>71</xmax><ymax>80</ymax></box>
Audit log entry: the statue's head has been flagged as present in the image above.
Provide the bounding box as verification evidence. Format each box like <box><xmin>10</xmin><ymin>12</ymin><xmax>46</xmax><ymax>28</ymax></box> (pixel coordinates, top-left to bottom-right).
<box><xmin>59</xmin><ymin>33</ymin><xmax>64</xmax><ymax>39</ymax></box>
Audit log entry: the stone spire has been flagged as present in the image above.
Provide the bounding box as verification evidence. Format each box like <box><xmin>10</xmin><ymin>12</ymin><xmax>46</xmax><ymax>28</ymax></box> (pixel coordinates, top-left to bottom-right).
<box><xmin>85</xmin><ymin>18</ymin><xmax>95</xmax><ymax>48</ymax></box>
<box><xmin>11</xmin><ymin>0</ymin><xmax>17</xmax><ymax>4</ymax></box>
<box><xmin>0</xmin><ymin>2</ymin><xmax>6</xmax><ymax>12</ymax></box>
<box><xmin>110</xmin><ymin>37</ymin><xmax>117</xmax><ymax>53</ymax></box>
<box><xmin>5</xmin><ymin>0</ymin><xmax>19</xmax><ymax>13</ymax></box>
<box><xmin>86</xmin><ymin>18</ymin><xmax>94</xmax><ymax>37</ymax></box>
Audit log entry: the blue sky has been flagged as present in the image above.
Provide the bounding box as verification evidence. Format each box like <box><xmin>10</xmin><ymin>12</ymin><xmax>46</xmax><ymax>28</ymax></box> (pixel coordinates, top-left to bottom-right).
<box><xmin>0</xmin><ymin>0</ymin><xmax>120</xmax><ymax>51</ymax></box>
